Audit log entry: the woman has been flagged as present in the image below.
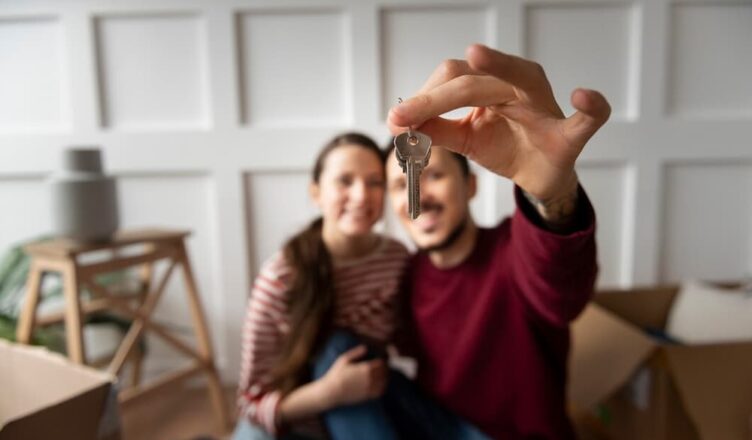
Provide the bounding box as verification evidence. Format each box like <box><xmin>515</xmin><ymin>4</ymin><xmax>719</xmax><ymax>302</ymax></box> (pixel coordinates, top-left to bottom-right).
<box><xmin>234</xmin><ymin>132</ymin><xmax>410</xmax><ymax>439</ymax></box>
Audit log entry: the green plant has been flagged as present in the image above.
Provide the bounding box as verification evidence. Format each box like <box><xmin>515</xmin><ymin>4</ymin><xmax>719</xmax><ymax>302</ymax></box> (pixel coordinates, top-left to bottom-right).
<box><xmin>0</xmin><ymin>238</ymin><xmax>37</xmax><ymax>317</ymax></box>
<box><xmin>0</xmin><ymin>236</ymin><xmax>66</xmax><ymax>350</ymax></box>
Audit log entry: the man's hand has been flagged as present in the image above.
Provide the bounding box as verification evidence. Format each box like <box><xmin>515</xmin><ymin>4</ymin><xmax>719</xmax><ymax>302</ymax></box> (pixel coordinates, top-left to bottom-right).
<box><xmin>387</xmin><ymin>44</ymin><xmax>611</xmax><ymax>204</ymax></box>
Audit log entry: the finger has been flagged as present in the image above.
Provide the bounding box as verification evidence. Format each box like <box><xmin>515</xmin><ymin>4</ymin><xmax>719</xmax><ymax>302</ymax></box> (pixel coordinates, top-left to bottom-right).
<box><xmin>397</xmin><ymin>116</ymin><xmax>468</xmax><ymax>155</ymax></box>
<box><xmin>561</xmin><ymin>88</ymin><xmax>611</xmax><ymax>145</ymax></box>
<box><xmin>465</xmin><ymin>44</ymin><xmax>550</xmax><ymax>95</ymax></box>
<box><xmin>417</xmin><ymin>59</ymin><xmax>480</xmax><ymax>94</ymax></box>
<box><xmin>338</xmin><ymin>345</ymin><xmax>367</xmax><ymax>363</ymax></box>
<box><xmin>387</xmin><ymin>75</ymin><xmax>515</xmax><ymax>130</ymax></box>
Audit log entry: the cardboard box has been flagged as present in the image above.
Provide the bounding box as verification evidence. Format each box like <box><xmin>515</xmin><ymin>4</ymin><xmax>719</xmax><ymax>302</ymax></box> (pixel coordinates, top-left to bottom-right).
<box><xmin>0</xmin><ymin>339</ymin><xmax>120</xmax><ymax>440</ymax></box>
<box><xmin>569</xmin><ymin>285</ymin><xmax>752</xmax><ymax>440</ymax></box>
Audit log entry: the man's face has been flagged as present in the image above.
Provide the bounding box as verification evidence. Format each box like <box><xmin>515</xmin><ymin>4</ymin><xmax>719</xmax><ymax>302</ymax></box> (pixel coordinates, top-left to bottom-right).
<box><xmin>386</xmin><ymin>146</ymin><xmax>476</xmax><ymax>250</ymax></box>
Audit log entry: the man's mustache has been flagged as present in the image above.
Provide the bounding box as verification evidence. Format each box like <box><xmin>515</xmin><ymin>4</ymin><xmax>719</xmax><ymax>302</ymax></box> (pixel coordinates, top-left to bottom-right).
<box><xmin>420</xmin><ymin>200</ymin><xmax>442</xmax><ymax>213</ymax></box>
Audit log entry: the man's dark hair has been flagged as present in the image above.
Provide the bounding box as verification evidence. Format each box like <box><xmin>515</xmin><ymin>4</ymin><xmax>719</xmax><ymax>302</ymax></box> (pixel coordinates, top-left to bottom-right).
<box><xmin>383</xmin><ymin>138</ymin><xmax>470</xmax><ymax>177</ymax></box>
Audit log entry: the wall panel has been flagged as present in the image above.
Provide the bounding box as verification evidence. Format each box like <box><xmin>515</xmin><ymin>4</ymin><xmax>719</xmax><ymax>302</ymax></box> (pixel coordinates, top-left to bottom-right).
<box><xmin>244</xmin><ymin>171</ymin><xmax>318</xmax><ymax>273</ymax></box>
<box><xmin>0</xmin><ymin>177</ymin><xmax>52</xmax><ymax>255</ymax></box>
<box><xmin>525</xmin><ymin>4</ymin><xmax>637</xmax><ymax>120</ymax></box>
<box><xmin>237</xmin><ymin>10</ymin><xmax>348</xmax><ymax>126</ymax></box>
<box><xmin>661</xmin><ymin>162</ymin><xmax>752</xmax><ymax>282</ymax></box>
<box><xmin>380</xmin><ymin>6</ymin><xmax>490</xmax><ymax>119</ymax></box>
<box><xmin>95</xmin><ymin>14</ymin><xmax>209</xmax><ymax>130</ymax></box>
<box><xmin>668</xmin><ymin>3</ymin><xmax>752</xmax><ymax>118</ymax></box>
<box><xmin>0</xmin><ymin>17</ymin><xmax>68</xmax><ymax>132</ymax></box>
<box><xmin>578</xmin><ymin>163</ymin><xmax>629</xmax><ymax>287</ymax></box>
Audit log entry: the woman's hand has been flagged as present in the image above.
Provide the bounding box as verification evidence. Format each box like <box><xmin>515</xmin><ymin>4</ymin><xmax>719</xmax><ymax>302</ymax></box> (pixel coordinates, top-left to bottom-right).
<box><xmin>319</xmin><ymin>345</ymin><xmax>388</xmax><ymax>407</ymax></box>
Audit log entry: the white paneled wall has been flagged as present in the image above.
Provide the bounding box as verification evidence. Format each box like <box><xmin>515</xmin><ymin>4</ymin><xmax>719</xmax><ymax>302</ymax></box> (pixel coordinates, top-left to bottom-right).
<box><xmin>245</xmin><ymin>171</ymin><xmax>318</xmax><ymax>267</ymax></box>
<box><xmin>0</xmin><ymin>18</ymin><xmax>68</xmax><ymax>132</ymax></box>
<box><xmin>0</xmin><ymin>177</ymin><xmax>52</xmax><ymax>249</ymax></box>
<box><xmin>661</xmin><ymin>163</ymin><xmax>752</xmax><ymax>282</ymax></box>
<box><xmin>577</xmin><ymin>163</ymin><xmax>630</xmax><ymax>286</ymax></box>
<box><xmin>381</xmin><ymin>6</ymin><xmax>490</xmax><ymax>119</ymax></box>
<box><xmin>525</xmin><ymin>4</ymin><xmax>639</xmax><ymax>120</ymax></box>
<box><xmin>95</xmin><ymin>14</ymin><xmax>210</xmax><ymax>130</ymax></box>
<box><xmin>668</xmin><ymin>3</ymin><xmax>752</xmax><ymax>117</ymax></box>
<box><xmin>238</xmin><ymin>10</ymin><xmax>349</xmax><ymax>126</ymax></box>
<box><xmin>1</xmin><ymin>0</ymin><xmax>750</xmax><ymax>382</ymax></box>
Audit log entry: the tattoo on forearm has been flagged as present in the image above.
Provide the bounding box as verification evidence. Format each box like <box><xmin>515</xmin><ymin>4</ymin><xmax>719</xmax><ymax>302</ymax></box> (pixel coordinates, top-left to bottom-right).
<box><xmin>522</xmin><ymin>186</ymin><xmax>579</xmax><ymax>231</ymax></box>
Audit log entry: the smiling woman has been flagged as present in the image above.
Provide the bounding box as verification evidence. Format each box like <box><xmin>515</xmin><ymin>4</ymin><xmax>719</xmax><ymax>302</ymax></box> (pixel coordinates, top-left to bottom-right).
<box><xmin>234</xmin><ymin>132</ymin><xmax>410</xmax><ymax>439</ymax></box>
<box><xmin>309</xmin><ymin>142</ymin><xmax>386</xmax><ymax>247</ymax></box>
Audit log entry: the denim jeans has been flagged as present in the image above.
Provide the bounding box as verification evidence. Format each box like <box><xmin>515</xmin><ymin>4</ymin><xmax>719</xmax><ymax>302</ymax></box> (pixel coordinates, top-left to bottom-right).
<box><xmin>312</xmin><ymin>329</ymin><xmax>490</xmax><ymax>440</ymax></box>
<box><xmin>231</xmin><ymin>419</ymin><xmax>314</xmax><ymax>440</ymax></box>
<box><xmin>233</xmin><ymin>329</ymin><xmax>490</xmax><ymax>440</ymax></box>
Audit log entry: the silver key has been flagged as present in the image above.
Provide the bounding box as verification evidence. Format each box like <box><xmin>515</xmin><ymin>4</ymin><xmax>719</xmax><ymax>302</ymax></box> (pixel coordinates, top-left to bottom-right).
<box><xmin>394</xmin><ymin>130</ymin><xmax>432</xmax><ymax>219</ymax></box>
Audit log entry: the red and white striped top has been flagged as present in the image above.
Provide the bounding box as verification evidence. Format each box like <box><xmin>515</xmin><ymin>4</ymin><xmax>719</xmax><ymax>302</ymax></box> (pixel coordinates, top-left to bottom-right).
<box><xmin>237</xmin><ymin>236</ymin><xmax>409</xmax><ymax>435</ymax></box>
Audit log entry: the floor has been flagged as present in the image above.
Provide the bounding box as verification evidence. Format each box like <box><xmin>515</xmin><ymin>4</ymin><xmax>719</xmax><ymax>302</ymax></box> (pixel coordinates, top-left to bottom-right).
<box><xmin>120</xmin><ymin>384</ymin><xmax>236</xmax><ymax>440</ymax></box>
<box><xmin>118</xmin><ymin>384</ymin><xmax>609</xmax><ymax>440</ymax></box>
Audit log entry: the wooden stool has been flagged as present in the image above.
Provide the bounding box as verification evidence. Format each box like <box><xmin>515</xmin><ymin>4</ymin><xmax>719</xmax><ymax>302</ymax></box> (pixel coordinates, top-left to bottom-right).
<box><xmin>15</xmin><ymin>228</ymin><xmax>230</xmax><ymax>432</ymax></box>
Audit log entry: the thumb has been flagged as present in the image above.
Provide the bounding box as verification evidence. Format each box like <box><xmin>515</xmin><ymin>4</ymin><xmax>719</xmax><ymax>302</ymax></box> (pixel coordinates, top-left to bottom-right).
<box><xmin>562</xmin><ymin>88</ymin><xmax>611</xmax><ymax>146</ymax></box>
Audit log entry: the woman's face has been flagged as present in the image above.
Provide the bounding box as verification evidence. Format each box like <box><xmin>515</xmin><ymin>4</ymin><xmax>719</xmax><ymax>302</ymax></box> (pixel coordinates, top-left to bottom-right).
<box><xmin>311</xmin><ymin>144</ymin><xmax>385</xmax><ymax>238</ymax></box>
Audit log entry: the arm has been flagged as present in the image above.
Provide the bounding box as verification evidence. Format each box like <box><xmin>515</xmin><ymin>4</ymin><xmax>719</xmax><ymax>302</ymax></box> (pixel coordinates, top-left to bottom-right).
<box><xmin>521</xmin><ymin>171</ymin><xmax>580</xmax><ymax>233</ymax></box>
<box><xmin>239</xmin><ymin>259</ymin><xmax>335</xmax><ymax>432</ymax></box>
<box><xmin>510</xmin><ymin>184</ymin><xmax>598</xmax><ymax>327</ymax></box>
<box><xmin>239</xmin><ymin>256</ymin><xmax>388</xmax><ymax>433</ymax></box>
<box><xmin>278</xmin><ymin>345</ymin><xmax>387</xmax><ymax>424</ymax></box>
<box><xmin>237</xmin><ymin>257</ymin><xmax>292</xmax><ymax>434</ymax></box>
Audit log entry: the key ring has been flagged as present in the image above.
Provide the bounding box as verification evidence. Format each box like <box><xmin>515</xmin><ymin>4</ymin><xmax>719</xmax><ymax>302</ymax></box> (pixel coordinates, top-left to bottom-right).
<box><xmin>397</xmin><ymin>98</ymin><xmax>420</xmax><ymax>146</ymax></box>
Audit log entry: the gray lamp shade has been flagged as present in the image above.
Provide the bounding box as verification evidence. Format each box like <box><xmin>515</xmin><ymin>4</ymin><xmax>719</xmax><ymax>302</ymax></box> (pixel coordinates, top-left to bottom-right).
<box><xmin>50</xmin><ymin>148</ymin><xmax>119</xmax><ymax>242</ymax></box>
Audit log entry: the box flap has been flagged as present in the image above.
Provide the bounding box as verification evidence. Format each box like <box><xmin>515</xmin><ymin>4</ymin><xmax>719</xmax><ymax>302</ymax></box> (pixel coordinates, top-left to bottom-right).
<box><xmin>0</xmin><ymin>339</ymin><xmax>114</xmax><ymax>432</ymax></box>
<box><xmin>0</xmin><ymin>385</ymin><xmax>111</xmax><ymax>440</ymax></box>
<box><xmin>595</xmin><ymin>286</ymin><xmax>679</xmax><ymax>330</ymax></box>
<box><xmin>569</xmin><ymin>304</ymin><xmax>657</xmax><ymax>408</ymax></box>
<box><xmin>663</xmin><ymin>343</ymin><xmax>752</xmax><ymax>440</ymax></box>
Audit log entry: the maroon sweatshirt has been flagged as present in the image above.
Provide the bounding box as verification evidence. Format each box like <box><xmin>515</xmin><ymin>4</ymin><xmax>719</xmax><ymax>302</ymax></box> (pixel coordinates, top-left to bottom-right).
<box><xmin>405</xmin><ymin>187</ymin><xmax>597</xmax><ymax>440</ymax></box>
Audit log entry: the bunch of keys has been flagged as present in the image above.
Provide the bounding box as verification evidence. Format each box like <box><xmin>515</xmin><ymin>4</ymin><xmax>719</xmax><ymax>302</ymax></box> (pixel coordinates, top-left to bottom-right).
<box><xmin>394</xmin><ymin>98</ymin><xmax>432</xmax><ymax>219</ymax></box>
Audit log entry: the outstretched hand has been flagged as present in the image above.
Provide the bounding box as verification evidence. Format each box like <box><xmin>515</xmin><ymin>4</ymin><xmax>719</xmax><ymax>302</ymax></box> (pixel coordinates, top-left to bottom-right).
<box><xmin>387</xmin><ymin>44</ymin><xmax>611</xmax><ymax>202</ymax></box>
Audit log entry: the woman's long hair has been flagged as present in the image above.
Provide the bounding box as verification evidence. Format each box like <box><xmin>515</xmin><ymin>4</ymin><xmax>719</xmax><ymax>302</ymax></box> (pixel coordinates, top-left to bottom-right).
<box><xmin>269</xmin><ymin>132</ymin><xmax>383</xmax><ymax>394</ymax></box>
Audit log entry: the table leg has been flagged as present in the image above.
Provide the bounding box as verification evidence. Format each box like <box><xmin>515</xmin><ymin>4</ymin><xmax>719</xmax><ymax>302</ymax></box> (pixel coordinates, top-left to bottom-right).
<box><xmin>176</xmin><ymin>241</ymin><xmax>230</xmax><ymax>431</ymax></box>
<box><xmin>62</xmin><ymin>260</ymin><xmax>86</xmax><ymax>363</ymax></box>
<box><xmin>16</xmin><ymin>259</ymin><xmax>44</xmax><ymax>344</ymax></box>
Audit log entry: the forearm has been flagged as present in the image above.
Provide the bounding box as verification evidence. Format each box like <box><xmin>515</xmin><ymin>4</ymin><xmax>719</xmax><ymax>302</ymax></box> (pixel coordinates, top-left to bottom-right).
<box><xmin>521</xmin><ymin>173</ymin><xmax>580</xmax><ymax>232</ymax></box>
<box><xmin>511</xmin><ymin>183</ymin><xmax>598</xmax><ymax>325</ymax></box>
<box><xmin>277</xmin><ymin>379</ymin><xmax>335</xmax><ymax>426</ymax></box>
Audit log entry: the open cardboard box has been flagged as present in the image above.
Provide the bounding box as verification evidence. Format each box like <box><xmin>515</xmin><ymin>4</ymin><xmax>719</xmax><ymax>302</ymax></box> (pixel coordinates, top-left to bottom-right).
<box><xmin>0</xmin><ymin>339</ymin><xmax>120</xmax><ymax>440</ymax></box>
<box><xmin>569</xmin><ymin>285</ymin><xmax>752</xmax><ymax>440</ymax></box>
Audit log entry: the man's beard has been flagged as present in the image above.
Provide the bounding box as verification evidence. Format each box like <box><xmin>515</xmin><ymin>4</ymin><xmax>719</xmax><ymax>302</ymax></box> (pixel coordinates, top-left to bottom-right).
<box><xmin>418</xmin><ymin>217</ymin><xmax>468</xmax><ymax>253</ymax></box>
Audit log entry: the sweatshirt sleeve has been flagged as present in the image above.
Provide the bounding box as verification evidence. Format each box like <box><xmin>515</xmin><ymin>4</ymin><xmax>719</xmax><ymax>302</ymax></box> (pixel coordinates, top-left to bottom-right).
<box><xmin>509</xmin><ymin>185</ymin><xmax>598</xmax><ymax>327</ymax></box>
<box><xmin>237</xmin><ymin>253</ymin><xmax>291</xmax><ymax>435</ymax></box>
<box><xmin>392</xmin><ymin>259</ymin><xmax>420</xmax><ymax>359</ymax></box>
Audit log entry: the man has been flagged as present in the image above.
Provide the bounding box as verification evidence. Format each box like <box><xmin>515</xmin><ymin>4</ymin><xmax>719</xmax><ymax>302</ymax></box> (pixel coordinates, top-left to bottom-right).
<box><xmin>385</xmin><ymin>44</ymin><xmax>610</xmax><ymax>439</ymax></box>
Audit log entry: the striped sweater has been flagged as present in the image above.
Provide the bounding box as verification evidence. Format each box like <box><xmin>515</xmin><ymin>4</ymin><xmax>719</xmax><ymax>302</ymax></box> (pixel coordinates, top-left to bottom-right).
<box><xmin>237</xmin><ymin>236</ymin><xmax>409</xmax><ymax>435</ymax></box>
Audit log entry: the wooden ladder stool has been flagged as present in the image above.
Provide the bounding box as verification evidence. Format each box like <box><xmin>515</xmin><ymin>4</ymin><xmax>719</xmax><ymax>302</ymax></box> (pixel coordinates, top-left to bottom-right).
<box><xmin>15</xmin><ymin>228</ymin><xmax>229</xmax><ymax>432</ymax></box>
